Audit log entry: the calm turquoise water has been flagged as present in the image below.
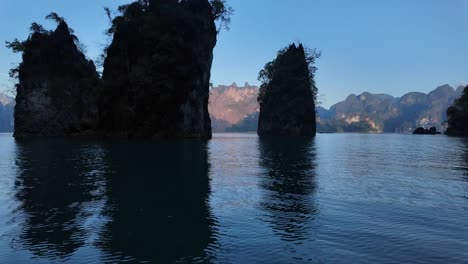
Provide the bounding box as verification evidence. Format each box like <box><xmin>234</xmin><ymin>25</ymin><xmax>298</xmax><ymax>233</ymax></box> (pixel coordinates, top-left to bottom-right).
<box><xmin>0</xmin><ymin>133</ymin><xmax>467</xmax><ymax>263</ymax></box>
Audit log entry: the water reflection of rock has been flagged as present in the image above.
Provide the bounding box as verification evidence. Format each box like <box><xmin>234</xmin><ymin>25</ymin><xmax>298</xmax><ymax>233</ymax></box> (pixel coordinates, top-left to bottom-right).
<box><xmin>14</xmin><ymin>140</ymin><xmax>107</xmax><ymax>259</ymax></box>
<box><xmin>460</xmin><ymin>139</ymin><xmax>468</xmax><ymax>181</ymax></box>
<box><xmin>98</xmin><ymin>140</ymin><xmax>216</xmax><ymax>263</ymax></box>
<box><xmin>258</xmin><ymin>137</ymin><xmax>318</xmax><ymax>241</ymax></box>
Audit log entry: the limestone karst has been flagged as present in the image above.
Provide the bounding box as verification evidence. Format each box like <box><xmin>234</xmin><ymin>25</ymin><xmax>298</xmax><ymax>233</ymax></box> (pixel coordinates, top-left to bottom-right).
<box><xmin>98</xmin><ymin>0</ymin><xmax>218</xmax><ymax>138</ymax></box>
<box><xmin>8</xmin><ymin>17</ymin><xmax>101</xmax><ymax>138</ymax></box>
<box><xmin>8</xmin><ymin>0</ymin><xmax>231</xmax><ymax>139</ymax></box>
<box><xmin>257</xmin><ymin>44</ymin><xmax>318</xmax><ymax>136</ymax></box>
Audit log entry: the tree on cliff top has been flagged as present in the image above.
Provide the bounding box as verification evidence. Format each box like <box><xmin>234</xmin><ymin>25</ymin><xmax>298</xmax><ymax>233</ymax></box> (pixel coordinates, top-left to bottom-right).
<box><xmin>257</xmin><ymin>43</ymin><xmax>321</xmax><ymax>105</ymax></box>
<box><xmin>6</xmin><ymin>12</ymin><xmax>86</xmax><ymax>78</ymax></box>
<box><xmin>105</xmin><ymin>0</ymin><xmax>233</xmax><ymax>35</ymax></box>
<box><xmin>210</xmin><ymin>0</ymin><xmax>234</xmax><ymax>32</ymax></box>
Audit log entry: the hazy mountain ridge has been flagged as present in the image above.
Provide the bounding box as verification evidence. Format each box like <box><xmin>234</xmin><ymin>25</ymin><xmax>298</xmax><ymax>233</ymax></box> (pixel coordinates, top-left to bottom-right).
<box><xmin>321</xmin><ymin>84</ymin><xmax>463</xmax><ymax>133</ymax></box>
<box><xmin>209</xmin><ymin>83</ymin><xmax>463</xmax><ymax>133</ymax></box>
<box><xmin>0</xmin><ymin>92</ymin><xmax>14</xmax><ymax>132</ymax></box>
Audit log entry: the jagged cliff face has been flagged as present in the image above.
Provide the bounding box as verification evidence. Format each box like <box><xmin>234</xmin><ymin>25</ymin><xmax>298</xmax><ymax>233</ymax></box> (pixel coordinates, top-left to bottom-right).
<box><xmin>258</xmin><ymin>44</ymin><xmax>317</xmax><ymax>136</ymax></box>
<box><xmin>209</xmin><ymin>83</ymin><xmax>259</xmax><ymax>132</ymax></box>
<box><xmin>14</xmin><ymin>22</ymin><xmax>101</xmax><ymax>138</ymax></box>
<box><xmin>99</xmin><ymin>0</ymin><xmax>217</xmax><ymax>139</ymax></box>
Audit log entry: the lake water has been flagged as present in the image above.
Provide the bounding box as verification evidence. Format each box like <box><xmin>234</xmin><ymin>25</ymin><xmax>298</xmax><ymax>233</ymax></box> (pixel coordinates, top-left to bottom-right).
<box><xmin>0</xmin><ymin>133</ymin><xmax>467</xmax><ymax>263</ymax></box>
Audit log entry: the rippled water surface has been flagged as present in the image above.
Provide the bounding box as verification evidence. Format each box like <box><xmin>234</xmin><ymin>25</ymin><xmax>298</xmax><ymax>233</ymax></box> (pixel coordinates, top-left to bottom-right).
<box><xmin>0</xmin><ymin>133</ymin><xmax>467</xmax><ymax>263</ymax></box>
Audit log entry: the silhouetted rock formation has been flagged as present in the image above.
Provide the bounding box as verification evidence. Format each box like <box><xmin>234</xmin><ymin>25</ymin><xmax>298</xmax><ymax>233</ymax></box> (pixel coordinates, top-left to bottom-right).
<box><xmin>446</xmin><ymin>85</ymin><xmax>468</xmax><ymax>137</ymax></box>
<box><xmin>12</xmin><ymin>21</ymin><xmax>101</xmax><ymax>138</ymax></box>
<box><xmin>257</xmin><ymin>44</ymin><xmax>318</xmax><ymax>136</ymax></box>
<box><xmin>99</xmin><ymin>0</ymin><xmax>217</xmax><ymax>138</ymax></box>
<box><xmin>413</xmin><ymin>127</ymin><xmax>440</xmax><ymax>135</ymax></box>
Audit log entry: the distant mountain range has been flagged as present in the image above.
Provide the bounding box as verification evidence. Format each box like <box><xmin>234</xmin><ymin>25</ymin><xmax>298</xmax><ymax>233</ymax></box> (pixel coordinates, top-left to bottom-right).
<box><xmin>209</xmin><ymin>83</ymin><xmax>464</xmax><ymax>133</ymax></box>
<box><xmin>0</xmin><ymin>92</ymin><xmax>14</xmax><ymax>132</ymax></box>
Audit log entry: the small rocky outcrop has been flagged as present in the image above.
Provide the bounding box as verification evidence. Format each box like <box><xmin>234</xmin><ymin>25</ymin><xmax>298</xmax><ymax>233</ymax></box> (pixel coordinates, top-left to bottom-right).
<box><xmin>413</xmin><ymin>127</ymin><xmax>441</xmax><ymax>135</ymax></box>
<box><xmin>99</xmin><ymin>0</ymin><xmax>218</xmax><ymax>139</ymax></box>
<box><xmin>257</xmin><ymin>44</ymin><xmax>318</xmax><ymax>136</ymax></box>
<box><xmin>446</xmin><ymin>85</ymin><xmax>468</xmax><ymax>137</ymax></box>
<box><xmin>10</xmin><ymin>19</ymin><xmax>101</xmax><ymax>138</ymax></box>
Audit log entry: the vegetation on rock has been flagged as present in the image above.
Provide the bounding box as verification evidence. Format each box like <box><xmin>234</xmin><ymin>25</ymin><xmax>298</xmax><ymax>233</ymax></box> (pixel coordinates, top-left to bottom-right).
<box><xmin>6</xmin><ymin>13</ymin><xmax>101</xmax><ymax>138</ymax></box>
<box><xmin>446</xmin><ymin>85</ymin><xmax>468</xmax><ymax>136</ymax></box>
<box><xmin>257</xmin><ymin>43</ymin><xmax>319</xmax><ymax>136</ymax></box>
<box><xmin>7</xmin><ymin>0</ymin><xmax>233</xmax><ymax>139</ymax></box>
<box><xmin>99</xmin><ymin>0</ymin><xmax>232</xmax><ymax>138</ymax></box>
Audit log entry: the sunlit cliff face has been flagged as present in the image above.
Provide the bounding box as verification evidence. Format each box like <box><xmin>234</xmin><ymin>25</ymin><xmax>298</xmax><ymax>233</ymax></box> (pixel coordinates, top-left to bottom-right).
<box><xmin>209</xmin><ymin>83</ymin><xmax>259</xmax><ymax>125</ymax></box>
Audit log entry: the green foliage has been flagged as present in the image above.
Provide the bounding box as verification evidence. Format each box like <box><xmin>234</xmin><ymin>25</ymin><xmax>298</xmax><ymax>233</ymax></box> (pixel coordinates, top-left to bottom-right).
<box><xmin>448</xmin><ymin>86</ymin><xmax>468</xmax><ymax>116</ymax></box>
<box><xmin>106</xmin><ymin>0</ymin><xmax>233</xmax><ymax>36</ymax></box>
<box><xmin>5</xmin><ymin>39</ymin><xmax>25</xmax><ymax>53</ymax></box>
<box><xmin>104</xmin><ymin>7</ymin><xmax>113</xmax><ymax>24</ymax></box>
<box><xmin>6</xmin><ymin>12</ymin><xmax>87</xmax><ymax>79</ymax></box>
<box><xmin>210</xmin><ymin>0</ymin><xmax>234</xmax><ymax>32</ymax></box>
<box><xmin>30</xmin><ymin>22</ymin><xmax>48</xmax><ymax>34</ymax></box>
<box><xmin>8</xmin><ymin>67</ymin><xmax>20</xmax><ymax>79</ymax></box>
<box><xmin>257</xmin><ymin>44</ymin><xmax>320</xmax><ymax>105</ymax></box>
<box><xmin>45</xmin><ymin>12</ymin><xmax>65</xmax><ymax>24</ymax></box>
<box><xmin>446</xmin><ymin>85</ymin><xmax>468</xmax><ymax>135</ymax></box>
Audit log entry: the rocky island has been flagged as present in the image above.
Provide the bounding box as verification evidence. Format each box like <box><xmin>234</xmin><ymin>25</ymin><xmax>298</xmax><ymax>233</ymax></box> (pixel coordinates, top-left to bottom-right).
<box><xmin>99</xmin><ymin>0</ymin><xmax>223</xmax><ymax>139</ymax></box>
<box><xmin>7</xmin><ymin>14</ymin><xmax>101</xmax><ymax>138</ymax></box>
<box><xmin>412</xmin><ymin>127</ymin><xmax>441</xmax><ymax>135</ymax></box>
<box><xmin>257</xmin><ymin>44</ymin><xmax>319</xmax><ymax>136</ymax></box>
<box><xmin>7</xmin><ymin>0</ymin><xmax>232</xmax><ymax>139</ymax></box>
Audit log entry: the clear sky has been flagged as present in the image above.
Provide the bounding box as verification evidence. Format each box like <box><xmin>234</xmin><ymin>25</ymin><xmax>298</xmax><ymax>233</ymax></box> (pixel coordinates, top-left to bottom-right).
<box><xmin>1</xmin><ymin>0</ymin><xmax>467</xmax><ymax>108</ymax></box>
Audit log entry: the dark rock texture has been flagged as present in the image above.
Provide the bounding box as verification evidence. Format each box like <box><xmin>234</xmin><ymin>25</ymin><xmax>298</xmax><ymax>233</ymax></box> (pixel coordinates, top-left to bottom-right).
<box><xmin>99</xmin><ymin>0</ymin><xmax>217</xmax><ymax>139</ymax></box>
<box><xmin>13</xmin><ymin>22</ymin><xmax>101</xmax><ymax>138</ymax></box>
<box><xmin>257</xmin><ymin>44</ymin><xmax>317</xmax><ymax>136</ymax></box>
<box><xmin>446</xmin><ymin>85</ymin><xmax>468</xmax><ymax>137</ymax></box>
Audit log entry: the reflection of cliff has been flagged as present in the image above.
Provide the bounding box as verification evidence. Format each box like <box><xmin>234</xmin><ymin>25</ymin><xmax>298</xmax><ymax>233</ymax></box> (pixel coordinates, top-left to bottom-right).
<box><xmin>14</xmin><ymin>140</ymin><xmax>106</xmax><ymax>258</ymax></box>
<box><xmin>459</xmin><ymin>139</ymin><xmax>468</xmax><ymax>182</ymax></box>
<box><xmin>258</xmin><ymin>137</ymin><xmax>317</xmax><ymax>241</ymax></box>
<box><xmin>99</xmin><ymin>141</ymin><xmax>216</xmax><ymax>263</ymax></box>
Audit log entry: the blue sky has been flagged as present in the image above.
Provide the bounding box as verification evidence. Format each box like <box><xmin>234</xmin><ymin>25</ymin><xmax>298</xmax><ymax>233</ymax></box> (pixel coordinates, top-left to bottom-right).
<box><xmin>1</xmin><ymin>0</ymin><xmax>467</xmax><ymax>108</ymax></box>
